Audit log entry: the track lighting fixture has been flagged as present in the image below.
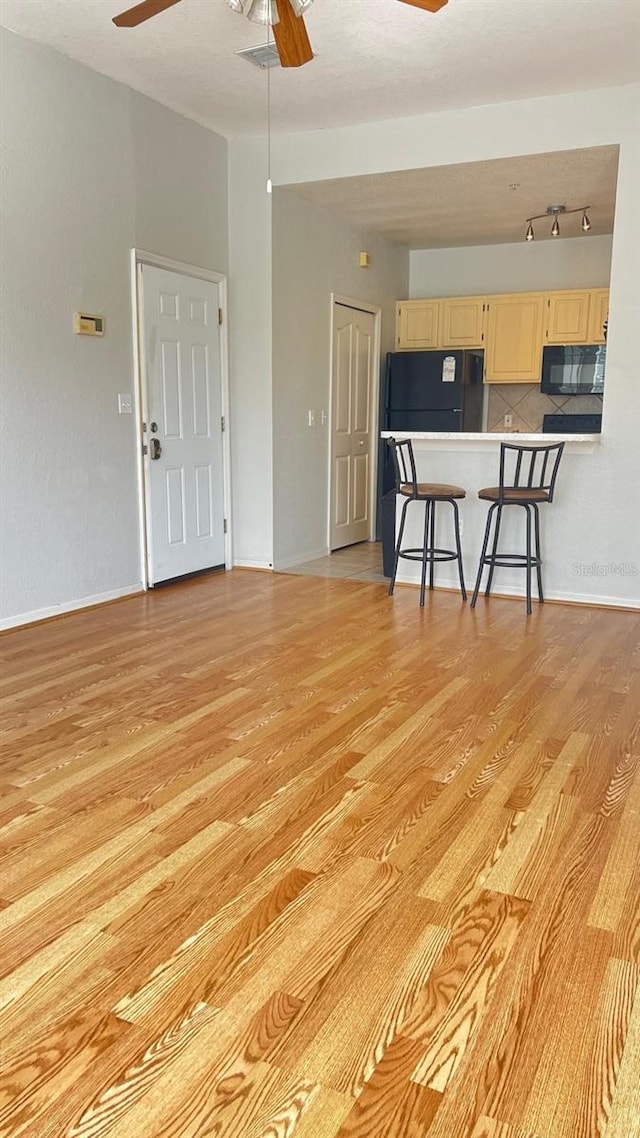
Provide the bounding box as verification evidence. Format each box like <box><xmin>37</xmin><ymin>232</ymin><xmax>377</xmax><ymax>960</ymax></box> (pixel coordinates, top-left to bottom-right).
<box><xmin>524</xmin><ymin>204</ymin><xmax>592</xmax><ymax>242</ymax></box>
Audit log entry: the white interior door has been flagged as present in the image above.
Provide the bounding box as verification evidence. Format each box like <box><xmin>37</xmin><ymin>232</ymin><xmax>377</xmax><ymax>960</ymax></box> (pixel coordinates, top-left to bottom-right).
<box><xmin>330</xmin><ymin>303</ymin><xmax>376</xmax><ymax>550</ymax></box>
<box><xmin>141</xmin><ymin>265</ymin><xmax>225</xmax><ymax>585</ymax></box>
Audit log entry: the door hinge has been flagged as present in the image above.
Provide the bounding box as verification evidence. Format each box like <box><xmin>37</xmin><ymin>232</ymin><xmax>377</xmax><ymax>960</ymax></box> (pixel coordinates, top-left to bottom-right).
<box><xmin>221</xmin><ymin>415</ymin><xmax>225</xmax><ymax>433</ymax></box>
<box><xmin>223</xmin><ymin>519</ymin><xmax>228</xmax><ymax>534</ymax></box>
<box><xmin>218</xmin><ymin>308</ymin><xmax>223</xmax><ymax>325</ymax></box>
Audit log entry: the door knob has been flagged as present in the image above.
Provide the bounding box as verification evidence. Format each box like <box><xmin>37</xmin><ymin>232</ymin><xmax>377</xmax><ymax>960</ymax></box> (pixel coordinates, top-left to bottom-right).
<box><xmin>359</xmin><ymin>439</ymin><xmax>365</xmax><ymax>447</ymax></box>
<box><xmin>150</xmin><ymin>437</ymin><xmax>162</xmax><ymax>460</ymax></box>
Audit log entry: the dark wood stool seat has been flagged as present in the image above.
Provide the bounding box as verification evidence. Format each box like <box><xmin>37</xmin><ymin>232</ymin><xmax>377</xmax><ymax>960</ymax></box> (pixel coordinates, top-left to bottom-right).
<box><xmin>478</xmin><ymin>486</ymin><xmax>550</xmax><ymax>503</ymax></box>
<box><xmin>400</xmin><ymin>482</ymin><xmax>466</xmax><ymax>500</ymax></box>
<box><xmin>471</xmin><ymin>441</ymin><xmax>565</xmax><ymax>615</ymax></box>
<box><xmin>387</xmin><ymin>439</ymin><xmax>467</xmax><ymax>606</ymax></box>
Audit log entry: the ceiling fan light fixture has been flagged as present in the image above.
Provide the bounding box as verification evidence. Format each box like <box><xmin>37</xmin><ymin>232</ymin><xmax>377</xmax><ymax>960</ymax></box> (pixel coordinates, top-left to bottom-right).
<box><xmin>226</xmin><ymin>0</ymin><xmax>244</xmax><ymax>11</ymax></box>
<box><xmin>290</xmin><ymin>0</ymin><xmax>314</xmax><ymax>13</ymax></box>
<box><xmin>550</xmin><ymin>215</ymin><xmax>560</xmax><ymax>237</ymax></box>
<box><xmin>246</xmin><ymin>0</ymin><xmax>279</xmax><ymax>25</ymax></box>
<box><xmin>525</xmin><ymin>221</ymin><xmax>534</xmax><ymax>242</ymax></box>
<box><xmin>582</xmin><ymin>210</ymin><xmax>592</xmax><ymax>232</ymax></box>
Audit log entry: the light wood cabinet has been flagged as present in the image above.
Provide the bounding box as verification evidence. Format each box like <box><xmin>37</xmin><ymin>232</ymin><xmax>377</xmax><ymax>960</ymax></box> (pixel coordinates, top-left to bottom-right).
<box><xmin>395</xmin><ymin>287</ymin><xmax>610</xmax><ymax>381</ymax></box>
<box><xmin>396</xmin><ymin>300</ymin><xmax>439</xmax><ymax>349</ymax></box>
<box><xmin>439</xmin><ymin>296</ymin><xmax>485</xmax><ymax>348</ymax></box>
<box><xmin>588</xmin><ymin>289</ymin><xmax>609</xmax><ymax>344</ymax></box>
<box><xmin>484</xmin><ymin>293</ymin><xmax>545</xmax><ymax>384</ymax></box>
<box><xmin>545</xmin><ymin>291</ymin><xmax>591</xmax><ymax>344</ymax></box>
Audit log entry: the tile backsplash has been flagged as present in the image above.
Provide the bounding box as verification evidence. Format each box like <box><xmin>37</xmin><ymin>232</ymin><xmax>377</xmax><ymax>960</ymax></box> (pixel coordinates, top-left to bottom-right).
<box><xmin>486</xmin><ymin>384</ymin><xmax>603</xmax><ymax>433</ymax></box>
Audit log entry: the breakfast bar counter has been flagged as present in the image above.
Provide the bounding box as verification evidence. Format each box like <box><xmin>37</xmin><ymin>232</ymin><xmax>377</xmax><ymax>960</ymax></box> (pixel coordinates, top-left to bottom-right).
<box><xmin>379</xmin><ymin>430</ymin><xmax>603</xmax><ymax>603</ymax></box>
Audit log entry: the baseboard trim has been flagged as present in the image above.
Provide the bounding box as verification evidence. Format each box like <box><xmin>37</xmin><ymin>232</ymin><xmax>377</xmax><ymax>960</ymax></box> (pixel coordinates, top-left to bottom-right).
<box><xmin>233</xmin><ymin>560</ymin><xmax>273</xmax><ymax>572</ymax></box>
<box><xmin>0</xmin><ymin>585</ymin><xmax>144</xmax><ymax>634</ymax></box>
<box><xmin>393</xmin><ymin>572</ymin><xmax>640</xmax><ymax>611</ymax></box>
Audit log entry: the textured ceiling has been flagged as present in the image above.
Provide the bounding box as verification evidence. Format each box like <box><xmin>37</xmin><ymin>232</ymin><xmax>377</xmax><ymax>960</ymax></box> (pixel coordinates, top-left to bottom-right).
<box><xmin>0</xmin><ymin>0</ymin><xmax>638</xmax><ymax>137</ymax></box>
<box><xmin>282</xmin><ymin>147</ymin><xmax>620</xmax><ymax>248</ymax></box>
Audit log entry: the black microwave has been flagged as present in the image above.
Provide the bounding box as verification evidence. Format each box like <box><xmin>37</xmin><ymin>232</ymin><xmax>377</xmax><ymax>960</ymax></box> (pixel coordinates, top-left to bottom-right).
<box><xmin>541</xmin><ymin>344</ymin><xmax>606</xmax><ymax>396</ymax></box>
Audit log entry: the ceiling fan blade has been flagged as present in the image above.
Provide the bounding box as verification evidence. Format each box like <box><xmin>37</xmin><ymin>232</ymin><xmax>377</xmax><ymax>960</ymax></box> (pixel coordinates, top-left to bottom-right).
<box><xmin>397</xmin><ymin>0</ymin><xmax>448</xmax><ymax>12</ymax></box>
<box><xmin>113</xmin><ymin>0</ymin><xmax>182</xmax><ymax>28</ymax></box>
<box><xmin>272</xmin><ymin>0</ymin><xmax>313</xmax><ymax>68</ymax></box>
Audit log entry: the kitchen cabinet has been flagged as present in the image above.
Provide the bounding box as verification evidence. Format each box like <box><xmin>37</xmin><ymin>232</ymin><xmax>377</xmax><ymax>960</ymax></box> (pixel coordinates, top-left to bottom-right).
<box><xmin>545</xmin><ymin>291</ymin><xmax>591</xmax><ymax>344</ymax></box>
<box><xmin>439</xmin><ymin>296</ymin><xmax>485</xmax><ymax>348</ymax></box>
<box><xmin>396</xmin><ymin>286</ymin><xmax>610</xmax><ymax>380</ymax></box>
<box><xmin>588</xmin><ymin>289</ymin><xmax>609</xmax><ymax>344</ymax></box>
<box><xmin>396</xmin><ymin>300</ymin><xmax>439</xmax><ymax>349</ymax></box>
<box><xmin>484</xmin><ymin>294</ymin><xmax>545</xmax><ymax>384</ymax></box>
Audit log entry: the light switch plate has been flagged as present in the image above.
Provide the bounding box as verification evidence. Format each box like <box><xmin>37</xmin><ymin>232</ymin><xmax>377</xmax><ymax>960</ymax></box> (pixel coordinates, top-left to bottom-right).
<box><xmin>118</xmin><ymin>393</ymin><xmax>133</xmax><ymax>415</ymax></box>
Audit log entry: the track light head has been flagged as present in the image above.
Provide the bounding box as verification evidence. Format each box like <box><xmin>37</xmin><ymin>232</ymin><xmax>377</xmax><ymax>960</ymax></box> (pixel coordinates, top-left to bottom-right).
<box><xmin>524</xmin><ymin>203</ymin><xmax>591</xmax><ymax>243</ymax></box>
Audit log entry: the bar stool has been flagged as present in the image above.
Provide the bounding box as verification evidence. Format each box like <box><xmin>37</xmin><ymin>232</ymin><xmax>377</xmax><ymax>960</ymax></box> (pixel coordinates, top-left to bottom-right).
<box><xmin>387</xmin><ymin>438</ymin><xmax>467</xmax><ymax>606</ymax></box>
<box><xmin>470</xmin><ymin>441</ymin><xmax>565</xmax><ymax>615</ymax></box>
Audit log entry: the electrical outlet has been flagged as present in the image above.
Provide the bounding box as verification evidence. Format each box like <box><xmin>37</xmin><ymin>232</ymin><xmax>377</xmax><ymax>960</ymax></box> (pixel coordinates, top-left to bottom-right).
<box><xmin>504</xmin><ymin>413</ymin><xmax>513</xmax><ymax>429</ymax></box>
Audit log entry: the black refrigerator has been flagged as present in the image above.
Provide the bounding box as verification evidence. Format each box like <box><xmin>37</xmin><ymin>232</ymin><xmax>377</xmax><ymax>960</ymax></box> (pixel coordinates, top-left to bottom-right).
<box><xmin>378</xmin><ymin>349</ymin><xmax>484</xmax><ymax>568</ymax></box>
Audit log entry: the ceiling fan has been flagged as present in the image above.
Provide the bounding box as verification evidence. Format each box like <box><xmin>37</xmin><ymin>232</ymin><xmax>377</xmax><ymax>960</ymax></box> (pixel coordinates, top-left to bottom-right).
<box><xmin>112</xmin><ymin>0</ymin><xmax>448</xmax><ymax>69</ymax></box>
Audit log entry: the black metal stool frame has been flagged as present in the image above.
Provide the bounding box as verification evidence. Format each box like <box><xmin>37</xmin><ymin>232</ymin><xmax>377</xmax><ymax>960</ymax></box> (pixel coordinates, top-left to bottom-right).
<box><xmin>470</xmin><ymin>441</ymin><xmax>565</xmax><ymax>615</ymax></box>
<box><xmin>387</xmin><ymin>439</ymin><xmax>467</xmax><ymax>606</ymax></box>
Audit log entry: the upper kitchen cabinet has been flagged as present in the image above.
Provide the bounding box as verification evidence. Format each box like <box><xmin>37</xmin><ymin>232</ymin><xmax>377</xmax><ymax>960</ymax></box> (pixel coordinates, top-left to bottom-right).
<box><xmin>396</xmin><ymin>300</ymin><xmax>439</xmax><ymax>349</ymax></box>
<box><xmin>484</xmin><ymin>293</ymin><xmax>545</xmax><ymax>384</ymax></box>
<box><xmin>439</xmin><ymin>296</ymin><xmax>485</xmax><ymax>348</ymax></box>
<box><xmin>587</xmin><ymin>289</ymin><xmax>610</xmax><ymax>344</ymax></box>
<box><xmin>544</xmin><ymin>291</ymin><xmax>590</xmax><ymax>344</ymax></box>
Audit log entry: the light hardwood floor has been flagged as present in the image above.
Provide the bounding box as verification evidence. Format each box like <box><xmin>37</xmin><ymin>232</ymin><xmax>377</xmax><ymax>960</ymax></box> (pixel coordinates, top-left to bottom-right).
<box><xmin>1</xmin><ymin>570</ymin><xmax>639</xmax><ymax>1138</ymax></box>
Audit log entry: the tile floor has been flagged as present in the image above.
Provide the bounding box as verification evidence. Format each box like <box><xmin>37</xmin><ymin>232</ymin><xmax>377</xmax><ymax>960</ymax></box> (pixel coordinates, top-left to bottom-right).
<box><xmin>278</xmin><ymin>541</ymin><xmax>387</xmax><ymax>584</ymax></box>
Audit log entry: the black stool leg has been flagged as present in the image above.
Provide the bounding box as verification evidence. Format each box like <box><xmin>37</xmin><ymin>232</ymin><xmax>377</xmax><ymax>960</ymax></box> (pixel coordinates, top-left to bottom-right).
<box><xmin>452</xmin><ymin>499</ymin><xmax>467</xmax><ymax>601</ymax></box>
<box><xmin>471</xmin><ymin>503</ymin><xmax>497</xmax><ymax>609</ymax></box>
<box><xmin>525</xmin><ymin>504</ymin><xmax>533</xmax><ymax>615</ymax></box>
<box><xmin>388</xmin><ymin>497</ymin><xmax>410</xmax><ymax>597</ymax></box>
<box><xmin>533</xmin><ymin>504</ymin><xmax>544</xmax><ymax>602</ymax></box>
<box><xmin>419</xmin><ymin>499</ymin><xmax>431</xmax><ymax>607</ymax></box>
<box><xmin>484</xmin><ymin>504</ymin><xmax>503</xmax><ymax>597</ymax></box>
<box><xmin>428</xmin><ymin>500</ymin><xmax>436</xmax><ymax>590</ymax></box>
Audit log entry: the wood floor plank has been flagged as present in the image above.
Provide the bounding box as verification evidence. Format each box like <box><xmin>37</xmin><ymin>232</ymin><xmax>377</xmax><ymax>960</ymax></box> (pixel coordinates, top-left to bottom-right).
<box><xmin>602</xmin><ymin>970</ymin><xmax>640</xmax><ymax>1138</ymax></box>
<box><xmin>0</xmin><ymin>571</ymin><xmax>638</xmax><ymax>1138</ymax></box>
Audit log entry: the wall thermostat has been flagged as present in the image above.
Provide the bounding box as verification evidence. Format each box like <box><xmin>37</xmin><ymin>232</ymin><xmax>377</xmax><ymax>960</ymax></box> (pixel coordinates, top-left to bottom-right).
<box><xmin>74</xmin><ymin>312</ymin><xmax>104</xmax><ymax>336</ymax></box>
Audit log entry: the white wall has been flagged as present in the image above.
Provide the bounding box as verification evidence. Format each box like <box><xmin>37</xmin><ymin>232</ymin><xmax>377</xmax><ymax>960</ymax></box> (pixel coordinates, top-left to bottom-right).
<box><xmin>228</xmin><ymin>137</ymin><xmax>274</xmax><ymax>569</ymax></box>
<box><xmin>409</xmin><ymin>234</ymin><xmax>612</xmax><ymax>298</ymax></box>
<box><xmin>230</xmin><ymin>83</ymin><xmax>640</xmax><ymax>605</ymax></box>
<box><xmin>0</xmin><ymin>29</ymin><xmax>228</xmax><ymax>627</ymax></box>
<box><xmin>272</xmin><ymin>189</ymin><xmax>408</xmax><ymax>567</ymax></box>
<box><xmin>131</xmin><ymin>92</ymin><xmax>228</xmax><ymax>270</ymax></box>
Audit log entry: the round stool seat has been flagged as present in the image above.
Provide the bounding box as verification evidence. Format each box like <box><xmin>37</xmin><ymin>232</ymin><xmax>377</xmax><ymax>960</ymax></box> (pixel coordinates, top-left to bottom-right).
<box><xmin>400</xmin><ymin>482</ymin><xmax>466</xmax><ymax>499</ymax></box>
<box><xmin>478</xmin><ymin>486</ymin><xmax>550</xmax><ymax>503</ymax></box>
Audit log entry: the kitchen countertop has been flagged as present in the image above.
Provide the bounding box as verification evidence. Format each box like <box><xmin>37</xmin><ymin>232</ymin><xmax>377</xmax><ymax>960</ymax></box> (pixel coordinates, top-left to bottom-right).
<box><xmin>380</xmin><ymin>430</ymin><xmax>601</xmax><ymax>452</ymax></box>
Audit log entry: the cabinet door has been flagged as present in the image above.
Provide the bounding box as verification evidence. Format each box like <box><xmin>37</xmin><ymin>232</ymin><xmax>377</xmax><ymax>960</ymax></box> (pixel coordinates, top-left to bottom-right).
<box><xmin>588</xmin><ymin>289</ymin><xmax>609</xmax><ymax>344</ymax></box>
<box><xmin>484</xmin><ymin>294</ymin><xmax>545</xmax><ymax>384</ymax></box>
<box><xmin>545</xmin><ymin>291</ymin><xmax>590</xmax><ymax>344</ymax></box>
<box><xmin>439</xmin><ymin>296</ymin><xmax>485</xmax><ymax>348</ymax></box>
<box><xmin>396</xmin><ymin>300</ymin><xmax>439</xmax><ymax>350</ymax></box>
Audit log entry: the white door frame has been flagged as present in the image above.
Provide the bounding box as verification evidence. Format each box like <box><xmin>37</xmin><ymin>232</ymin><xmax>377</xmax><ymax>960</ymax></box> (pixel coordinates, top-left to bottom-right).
<box><xmin>130</xmin><ymin>248</ymin><xmax>232</xmax><ymax>589</ymax></box>
<box><xmin>328</xmin><ymin>293</ymin><xmax>382</xmax><ymax>549</ymax></box>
